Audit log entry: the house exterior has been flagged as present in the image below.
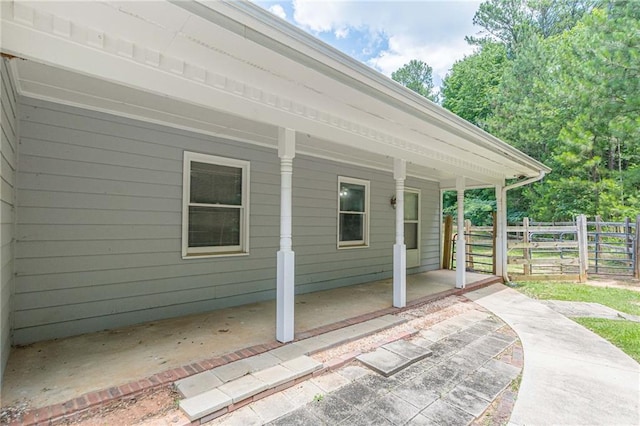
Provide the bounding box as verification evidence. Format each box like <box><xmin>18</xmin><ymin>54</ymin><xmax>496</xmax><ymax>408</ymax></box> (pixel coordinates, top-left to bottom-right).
<box><xmin>0</xmin><ymin>0</ymin><xmax>549</xmax><ymax>383</ymax></box>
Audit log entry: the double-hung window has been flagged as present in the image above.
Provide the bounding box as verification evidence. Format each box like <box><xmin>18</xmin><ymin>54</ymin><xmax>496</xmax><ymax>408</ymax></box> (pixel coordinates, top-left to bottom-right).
<box><xmin>338</xmin><ymin>177</ymin><xmax>369</xmax><ymax>248</ymax></box>
<box><xmin>182</xmin><ymin>152</ymin><xmax>249</xmax><ymax>257</ymax></box>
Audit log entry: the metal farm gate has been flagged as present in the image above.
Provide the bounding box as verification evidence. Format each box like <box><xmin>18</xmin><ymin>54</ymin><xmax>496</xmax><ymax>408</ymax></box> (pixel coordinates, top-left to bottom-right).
<box><xmin>444</xmin><ymin>214</ymin><xmax>639</xmax><ymax>279</ymax></box>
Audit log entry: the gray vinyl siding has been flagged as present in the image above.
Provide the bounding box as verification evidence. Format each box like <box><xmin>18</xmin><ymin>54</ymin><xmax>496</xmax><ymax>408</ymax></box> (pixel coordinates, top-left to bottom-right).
<box><xmin>14</xmin><ymin>97</ymin><xmax>440</xmax><ymax>344</ymax></box>
<box><xmin>1</xmin><ymin>58</ymin><xmax>18</xmax><ymax>381</ymax></box>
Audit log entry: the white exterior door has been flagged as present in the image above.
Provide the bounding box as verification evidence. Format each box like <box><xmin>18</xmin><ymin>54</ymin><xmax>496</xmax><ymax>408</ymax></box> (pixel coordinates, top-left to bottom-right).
<box><xmin>404</xmin><ymin>189</ymin><xmax>421</xmax><ymax>268</ymax></box>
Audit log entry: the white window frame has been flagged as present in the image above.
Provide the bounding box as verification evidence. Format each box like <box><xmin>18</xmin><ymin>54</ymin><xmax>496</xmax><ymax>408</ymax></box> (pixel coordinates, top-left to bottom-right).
<box><xmin>182</xmin><ymin>151</ymin><xmax>250</xmax><ymax>258</ymax></box>
<box><xmin>337</xmin><ymin>176</ymin><xmax>370</xmax><ymax>249</ymax></box>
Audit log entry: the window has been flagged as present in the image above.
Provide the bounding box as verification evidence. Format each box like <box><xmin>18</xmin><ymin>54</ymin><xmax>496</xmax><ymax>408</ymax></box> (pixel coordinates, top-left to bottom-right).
<box><xmin>338</xmin><ymin>177</ymin><xmax>369</xmax><ymax>248</ymax></box>
<box><xmin>182</xmin><ymin>152</ymin><xmax>249</xmax><ymax>257</ymax></box>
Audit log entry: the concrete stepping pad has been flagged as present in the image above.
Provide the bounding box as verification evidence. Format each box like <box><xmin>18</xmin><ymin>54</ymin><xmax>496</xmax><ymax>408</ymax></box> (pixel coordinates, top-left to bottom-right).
<box><xmin>218</xmin><ymin>374</ymin><xmax>268</xmax><ymax>403</ymax></box>
<box><xmin>211</xmin><ymin>359</ymin><xmax>251</xmax><ymax>383</ymax></box>
<box><xmin>280</xmin><ymin>355</ymin><xmax>322</xmax><ymax>377</ymax></box>
<box><xmin>383</xmin><ymin>340</ymin><xmax>432</xmax><ymax>362</ymax></box>
<box><xmin>175</xmin><ymin>370</ymin><xmax>223</xmax><ymax>398</ymax></box>
<box><xmin>179</xmin><ymin>388</ymin><xmax>232</xmax><ymax>421</ymax></box>
<box><xmin>178</xmin><ymin>314</ymin><xmax>404</xmax><ymax>422</ymax></box>
<box><xmin>357</xmin><ymin>339</ymin><xmax>432</xmax><ymax>377</ymax></box>
<box><xmin>357</xmin><ymin>348</ymin><xmax>410</xmax><ymax>377</ymax></box>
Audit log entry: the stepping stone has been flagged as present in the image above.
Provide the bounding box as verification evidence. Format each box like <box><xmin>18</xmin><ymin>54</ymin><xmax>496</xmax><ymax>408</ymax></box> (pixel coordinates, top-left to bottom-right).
<box><xmin>211</xmin><ymin>360</ymin><xmax>250</xmax><ymax>383</ymax></box>
<box><xmin>357</xmin><ymin>347</ymin><xmax>410</xmax><ymax>377</ymax></box>
<box><xmin>270</xmin><ymin>344</ymin><xmax>307</xmax><ymax>362</ymax></box>
<box><xmin>180</xmin><ymin>388</ymin><xmax>232</xmax><ymax>421</ymax></box>
<box><xmin>382</xmin><ymin>340</ymin><xmax>432</xmax><ymax>363</ymax></box>
<box><xmin>251</xmin><ymin>365</ymin><xmax>297</xmax><ymax>388</ymax></box>
<box><xmin>217</xmin><ymin>374</ymin><xmax>268</xmax><ymax>403</ymax></box>
<box><xmin>420</xmin><ymin>399</ymin><xmax>475</xmax><ymax>425</ymax></box>
<box><xmin>244</xmin><ymin>352</ymin><xmax>281</xmax><ymax>372</ymax></box>
<box><xmin>280</xmin><ymin>356</ymin><xmax>323</xmax><ymax>377</ymax></box>
<box><xmin>444</xmin><ymin>383</ymin><xmax>492</xmax><ymax>417</ymax></box>
<box><xmin>175</xmin><ymin>370</ymin><xmax>223</xmax><ymax>398</ymax></box>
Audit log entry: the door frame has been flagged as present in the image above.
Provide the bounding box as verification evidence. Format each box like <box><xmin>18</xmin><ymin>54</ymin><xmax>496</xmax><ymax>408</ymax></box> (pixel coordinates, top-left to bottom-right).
<box><xmin>405</xmin><ymin>187</ymin><xmax>421</xmax><ymax>269</ymax></box>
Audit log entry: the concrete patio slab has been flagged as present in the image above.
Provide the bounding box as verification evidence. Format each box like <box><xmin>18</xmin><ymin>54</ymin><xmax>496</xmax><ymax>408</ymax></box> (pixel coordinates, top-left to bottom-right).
<box><xmin>306</xmin><ymin>394</ymin><xmax>360</xmax><ymax>424</ymax></box>
<box><xmin>459</xmin><ymin>359</ymin><xmax>519</xmax><ymax>401</ymax></box>
<box><xmin>357</xmin><ymin>347</ymin><xmax>410</xmax><ymax>377</ymax></box>
<box><xmin>382</xmin><ymin>340</ymin><xmax>432</xmax><ymax>362</ymax></box>
<box><xmin>344</xmin><ymin>409</ymin><xmax>394</xmax><ymax>426</ymax></box>
<box><xmin>374</xmin><ymin>392</ymin><xmax>422</xmax><ymax>424</ymax></box>
<box><xmin>249</xmin><ymin>392</ymin><xmax>295</xmax><ymax>423</ymax></box>
<box><xmin>244</xmin><ymin>353</ymin><xmax>281</xmax><ymax>373</ymax></box>
<box><xmin>281</xmin><ymin>381</ymin><xmax>324</xmax><ymax>407</ymax></box>
<box><xmin>420</xmin><ymin>399</ymin><xmax>475</xmax><ymax>425</ymax></box>
<box><xmin>331</xmin><ymin>381</ymin><xmax>379</xmax><ymax>406</ymax></box>
<box><xmin>445</xmin><ymin>383</ymin><xmax>491</xmax><ymax>417</ymax></box>
<box><xmin>217</xmin><ymin>374</ymin><xmax>268</xmax><ymax>403</ymax></box>
<box><xmin>211</xmin><ymin>360</ymin><xmax>251</xmax><ymax>383</ymax></box>
<box><xmin>269</xmin><ymin>344</ymin><xmax>307</xmax><ymax>362</ymax></box>
<box><xmin>250</xmin><ymin>365</ymin><xmax>296</xmax><ymax>388</ymax></box>
<box><xmin>175</xmin><ymin>370</ymin><xmax>223</xmax><ymax>398</ymax></box>
<box><xmin>469</xmin><ymin>284</ymin><xmax>640</xmax><ymax>426</ymax></box>
<box><xmin>390</xmin><ymin>377</ymin><xmax>439</xmax><ymax>410</ymax></box>
<box><xmin>279</xmin><ymin>356</ymin><xmax>322</xmax><ymax>377</ymax></box>
<box><xmin>180</xmin><ymin>388</ymin><xmax>232</xmax><ymax>421</ymax></box>
<box><xmin>3</xmin><ymin>270</ymin><xmax>494</xmax><ymax>411</ymax></box>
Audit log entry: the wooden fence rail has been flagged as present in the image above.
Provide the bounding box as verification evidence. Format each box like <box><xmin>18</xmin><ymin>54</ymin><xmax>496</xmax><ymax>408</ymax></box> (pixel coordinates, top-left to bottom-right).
<box><xmin>443</xmin><ymin>214</ymin><xmax>639</xmax><ymax>280</ymax></box>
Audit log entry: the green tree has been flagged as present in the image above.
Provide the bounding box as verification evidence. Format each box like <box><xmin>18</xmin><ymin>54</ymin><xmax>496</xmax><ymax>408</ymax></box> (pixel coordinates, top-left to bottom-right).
<box><xmin>490</xmin><ymin>1</ymin><xmax>640</xmax><ymax>220</ymax></box>
<box><xmin>467</xmin><ymin>0</ymin><xmax>599</xmax><ymax>53</ymax></box>
<box><xmin>442</xmin><ymin>43</ymin><xmax>507</xmax><ymax>128</ymax></box>
<box><xmin>391</xmin><ymin>60</ymin><xmax>438</xmax><ymax>102</ymax></box>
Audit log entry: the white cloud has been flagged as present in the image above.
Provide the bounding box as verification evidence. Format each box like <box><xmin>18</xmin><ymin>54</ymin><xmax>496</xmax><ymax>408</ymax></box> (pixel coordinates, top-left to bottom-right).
<box><xmin>369</xmin><ymin>36</ymin><xmax>477</xmax><ymax>84</ymax></box>
<box><xmin>290</xmin><ymin>0</ymin><xmax>481</xmax><ymax>82</ymax></box>
<box><xmin>268</xmin><ymin>4</ymin><xmax>287</xmax><ymax>20</ymax></box>
<box><xmin>334</xmin><ymin>27</ymin><xmax>350</xmax><ymax>39</ymax></box>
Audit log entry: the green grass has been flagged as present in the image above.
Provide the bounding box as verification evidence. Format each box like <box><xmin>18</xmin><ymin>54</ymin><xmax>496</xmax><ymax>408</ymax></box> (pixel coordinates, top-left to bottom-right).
<box><xmin>573</xmin><ymin>318</ymin><xmax>640</xmax><ymax>362</ymax></box>
<box><xmin>512</xmin><ymin>281</ymin><xmax>640</xmax><ymax>362</ymax></box>
<box><xmin>512</xmin><ymin>281</ymin><xmax>640</xmax><ymax>316</ymax></box>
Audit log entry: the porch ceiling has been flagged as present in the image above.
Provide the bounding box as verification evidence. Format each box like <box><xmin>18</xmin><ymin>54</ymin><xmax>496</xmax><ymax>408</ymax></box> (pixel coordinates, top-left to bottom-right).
<box><xmin>1</xmin><ymin>0</ymin><xmax>549</xmax><ymax>188</ymax></box>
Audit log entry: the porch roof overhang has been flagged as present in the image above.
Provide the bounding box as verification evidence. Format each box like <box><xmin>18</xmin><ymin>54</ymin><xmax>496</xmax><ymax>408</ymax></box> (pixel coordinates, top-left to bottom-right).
<box><xmin>0</xmin><ymin>0</ymin><xmax>550</xmax><ymax>189</ymax></box>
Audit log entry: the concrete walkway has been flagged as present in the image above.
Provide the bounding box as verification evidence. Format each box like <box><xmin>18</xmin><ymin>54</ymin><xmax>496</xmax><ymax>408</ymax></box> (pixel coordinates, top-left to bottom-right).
<box><xmin>540</xmin><ymin>299</ymin><xmax>640</xmax><ymax>322</ymax></box>
<box><xmin>203</xmin><ymin>299</ymin><xmax>522</xmax><ymax>425</ymax></box>
<box><xmin>468</xmin><ymin>285</ymin><xmax>640</xmax><ymax>426</ymax></box>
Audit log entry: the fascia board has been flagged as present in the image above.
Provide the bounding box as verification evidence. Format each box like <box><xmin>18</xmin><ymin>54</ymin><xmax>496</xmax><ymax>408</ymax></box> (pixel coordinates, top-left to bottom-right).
<box><xmin>184</xmin><ymin>0</ymin><xmax>550</xmax><ymax>176</ymax></box>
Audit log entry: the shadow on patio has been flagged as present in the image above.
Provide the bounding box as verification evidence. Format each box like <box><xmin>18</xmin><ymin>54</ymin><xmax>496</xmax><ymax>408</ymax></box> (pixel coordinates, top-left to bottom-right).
<box><xmin>1</xmin><ymin>270</ymin><xmax>499</xmax><ymax>410</ymax></box>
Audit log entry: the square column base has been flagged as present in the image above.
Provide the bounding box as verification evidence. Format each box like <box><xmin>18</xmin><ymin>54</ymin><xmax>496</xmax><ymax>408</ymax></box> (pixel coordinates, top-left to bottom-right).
<box><xmin>276</xmin><ymin>250</ymin><xmax>295</xmax><ymax>342</ymax></box>
<box><xmin>456</xmin><ymin>238</ymin><xmax>466</xmax><ymax>289</ymax></box>
<box><xmin>393</xmin><ymin>243</ymin><xmax>406</xmax><ymax>308</ymax></box>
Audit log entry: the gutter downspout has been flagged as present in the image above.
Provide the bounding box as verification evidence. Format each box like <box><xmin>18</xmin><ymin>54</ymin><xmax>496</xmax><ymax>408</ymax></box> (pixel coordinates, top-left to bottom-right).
<box><xmin>500</xmin><ymin>171</ymin><xmax>546</xmax><ymax>282</ymax></box>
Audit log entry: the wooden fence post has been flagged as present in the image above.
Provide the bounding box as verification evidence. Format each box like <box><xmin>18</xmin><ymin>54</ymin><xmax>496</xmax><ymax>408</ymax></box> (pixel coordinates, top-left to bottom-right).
<box><xmin>625</xmin><ymin>217</ymin><xmax>632</xmax><ymax>266</ymax></box>
<box><xmin>442</xmin><ymin>215</ymin><xmax>453</xmax><ymax>270</ymax></box>
<box><xmin>465</xmin><ymin>219</ymin><xmax>473</xmax><ymax>270</ymax></box>
<box><xmin>594</xmin><ymin>215</ymin><xmax>601</xmax><ymax>273</ymax></box>
<box><xmin>577</xmin><ymin>214</ymin><xmax>588</xmax><ymax>282</ymax></box>
<box><xmin>523</xmin><ymin>217</ymin><xmax>530</xmax><ymax>276</ymax></box>
<box><xmin>635</xmin><ymin>215</ymin><xmax>640</xmax><ymax>279</ymax></box>
<box><xmin>492</xmin><ymin>211</ymin><xmax>497</xmax><ymax>275</ymax></box>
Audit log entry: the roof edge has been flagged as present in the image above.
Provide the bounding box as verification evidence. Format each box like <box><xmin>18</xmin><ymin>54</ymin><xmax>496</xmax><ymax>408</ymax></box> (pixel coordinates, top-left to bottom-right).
<box><xmin>180</xmin><ymin>0</ymin><xmax>550</xmax><ymax>175</ymax></box>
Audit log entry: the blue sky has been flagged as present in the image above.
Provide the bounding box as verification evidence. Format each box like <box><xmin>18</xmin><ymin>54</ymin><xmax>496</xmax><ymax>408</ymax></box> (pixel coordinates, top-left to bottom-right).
<box><xmin>254</xmin><ymin>0</ymin><xmax>482</xmax><ymax>88</ymax></box>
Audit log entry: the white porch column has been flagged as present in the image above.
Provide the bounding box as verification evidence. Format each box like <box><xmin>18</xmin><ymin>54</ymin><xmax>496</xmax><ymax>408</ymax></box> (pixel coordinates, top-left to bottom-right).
<box><xmin>393</xmin><ymin>158</ymin><xmax>407</xmax><ymax>308</ymax></box>
<box><xmin>276</xmin><ymin>128</ymin><xmax>295</xmax><ymax>343</ymax></box>
<box><xmin>495</xmin><ymin>184</ymin><xmax>505</xmax><ymax>277</ymax></box>
<box><xmin>456</xmin><ymin>176</ymin><xmax>466</xmax><ymax>288</ymax></box>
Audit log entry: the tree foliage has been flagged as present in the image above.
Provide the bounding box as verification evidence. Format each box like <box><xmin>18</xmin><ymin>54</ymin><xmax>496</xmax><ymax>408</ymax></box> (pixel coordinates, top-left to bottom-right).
<box><xmin>439</xmin><ymin>0</ymin><xmax>639</xmax><ymax>223</ymax></box>
<box><xmin>391</xmin><ymin>59</ymin><xmax>438</xmax><ymax>102</ymax></box>
<box><xmin>442</xmin><ymin>43</ymin><xmax>507</xmax><ymax>128</ymax></box>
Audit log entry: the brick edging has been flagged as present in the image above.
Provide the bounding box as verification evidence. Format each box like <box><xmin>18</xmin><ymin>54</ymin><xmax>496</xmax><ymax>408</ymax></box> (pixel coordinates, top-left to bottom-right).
<box><xmin>9</xmin><ymin>276</ymin><xmax>502</xmax><ymax>426</ymax></box>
